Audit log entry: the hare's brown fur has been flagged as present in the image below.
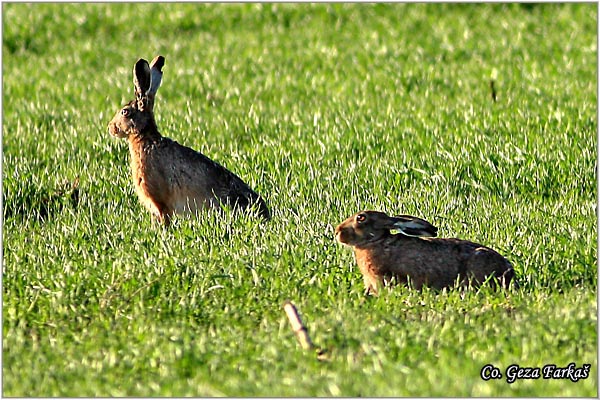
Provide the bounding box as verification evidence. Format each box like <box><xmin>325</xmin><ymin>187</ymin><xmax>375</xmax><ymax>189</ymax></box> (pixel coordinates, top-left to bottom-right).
<box><xmin>108</xmin><ymin>56</ymin><xmax>270</xmax><ymax>224</ymax></box>
<box><xmin>335</xmin><ymin>210</ymin><xmax>515</xmax><ymax>294</ymax></box>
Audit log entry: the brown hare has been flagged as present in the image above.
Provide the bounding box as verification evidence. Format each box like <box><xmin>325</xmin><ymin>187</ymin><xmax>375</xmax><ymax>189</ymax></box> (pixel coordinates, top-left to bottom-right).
<box><xmin>108</xmin><ymin>56</ymin><xmax>270</xmax><ymax>225</ymax></box>
<box><xmin>335</xmin><ymin>210</ymin><xmax>515</xmax><ymax>295</ymax></box>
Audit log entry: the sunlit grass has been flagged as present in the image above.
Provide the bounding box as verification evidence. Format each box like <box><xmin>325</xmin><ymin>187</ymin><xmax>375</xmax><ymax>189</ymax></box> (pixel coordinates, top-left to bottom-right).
<box><xmin>2</xmin><ymin>3</ymin><xmax>597</xmax><ymax>397</ymax></box>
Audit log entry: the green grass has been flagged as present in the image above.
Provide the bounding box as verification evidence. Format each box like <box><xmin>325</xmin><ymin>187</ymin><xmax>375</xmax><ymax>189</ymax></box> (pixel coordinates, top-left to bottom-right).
<box><xmin>3</xmin><ymin>3</ymin><xmax>597</xmax><ymax>397</ymax></box>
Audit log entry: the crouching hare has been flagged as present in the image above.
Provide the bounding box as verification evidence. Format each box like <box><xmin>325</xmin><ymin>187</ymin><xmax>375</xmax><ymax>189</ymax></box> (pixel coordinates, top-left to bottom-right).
<box><xmin>335</xmin><ymin>210</ymin><xmax>515</xmax><ymax>295</ymax></box>
<box><xmin>108</xmin><ymin>55</ymin><xmax>270</xmax><ymax>225</ymax></box>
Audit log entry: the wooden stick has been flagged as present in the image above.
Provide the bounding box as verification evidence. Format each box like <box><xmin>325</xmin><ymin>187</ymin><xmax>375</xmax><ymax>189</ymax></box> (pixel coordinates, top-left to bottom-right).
<box><xmin>283</xmin><ymin>300</ymin><xmax>314</xmax><ymax>350</ymax></box>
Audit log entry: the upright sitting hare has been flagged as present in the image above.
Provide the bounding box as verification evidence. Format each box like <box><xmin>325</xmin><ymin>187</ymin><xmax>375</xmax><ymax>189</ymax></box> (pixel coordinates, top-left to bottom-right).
<box><xmin>108</xmin><ymin>55</ymin><xmax>270</xmax><ymax>224</ymax></box>
<box><xmin>335</xmin><ymin>210</ymin><xmax>515</xmax><ymax>294</ymax></box>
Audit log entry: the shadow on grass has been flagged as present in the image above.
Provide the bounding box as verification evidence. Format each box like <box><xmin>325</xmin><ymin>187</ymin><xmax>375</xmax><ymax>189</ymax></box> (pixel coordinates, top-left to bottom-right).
<box><xmin>3</xmin><ymin>177</ymin><xmax>80</xmax><ymax>222</ymax></box>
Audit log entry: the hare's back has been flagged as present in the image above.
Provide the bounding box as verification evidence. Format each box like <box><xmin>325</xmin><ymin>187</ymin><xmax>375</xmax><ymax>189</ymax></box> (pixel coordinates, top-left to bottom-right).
<box><xmin>374</xmin><ymin>237</ymin><xmax>459</xmax><ymax>288</ymax></box>
<box><xmin>159</xmin><ymin>138</ymin><xmax>262</xmax><ymax>204</ymax></box>
<box><xmin>425</xmin><ymin>237</ymin><xmax>513</xmax><ymax>285</ymax></box>
<box><xmin>392</xmin><ymin>236</ymin><xmax>477</xmax><ymax>268</ymax></box>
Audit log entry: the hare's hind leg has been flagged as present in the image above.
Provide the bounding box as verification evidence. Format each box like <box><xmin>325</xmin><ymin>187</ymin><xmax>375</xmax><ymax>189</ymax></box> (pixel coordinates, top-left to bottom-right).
<box><xmin>498</xmin><ymin>265</ymin><xmax>517</xmax><ymax>289</ymax></box>
<box><xmin>465</xmin><ymin>248</ymin><xmax>513</xmax><ymax>289</ymax></box>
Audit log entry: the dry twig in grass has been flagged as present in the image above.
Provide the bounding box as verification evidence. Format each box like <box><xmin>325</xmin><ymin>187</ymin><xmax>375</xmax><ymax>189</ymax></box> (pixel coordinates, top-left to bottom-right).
<box><xmin>283</xmin><ymin>300</ymin><xmax>329</xmax><ymax>361</ymax></box>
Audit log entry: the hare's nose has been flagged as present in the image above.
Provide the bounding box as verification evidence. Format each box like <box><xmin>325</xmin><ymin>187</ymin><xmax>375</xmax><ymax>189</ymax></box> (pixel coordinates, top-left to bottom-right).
<box><xmin>334</xmin><ymin>230</ymin><xmax>343</xmax><ymax>243</ymax></box>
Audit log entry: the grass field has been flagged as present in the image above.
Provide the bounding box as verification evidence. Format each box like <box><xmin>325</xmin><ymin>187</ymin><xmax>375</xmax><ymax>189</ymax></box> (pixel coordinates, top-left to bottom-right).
<box><xmin>2</xmin><ymin>3</ymin><xmax>597</xmax><ymax>397</ymax></box>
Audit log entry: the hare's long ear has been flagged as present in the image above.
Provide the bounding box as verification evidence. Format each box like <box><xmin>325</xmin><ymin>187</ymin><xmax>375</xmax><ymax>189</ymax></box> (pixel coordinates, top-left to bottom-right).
<box><xmin>391</xmin><ymin>215</ymin><xmax>438</xmax><ymax>237</ymax></box>
<box><xmin>133</xmin><ymin>58</ymin><xmax>151</xmax><ymax>100</ymax></box>
<box><xmin>148</xmin><ymin>55</ymin><xmax>165</xmax><ymax>96</ymax></box>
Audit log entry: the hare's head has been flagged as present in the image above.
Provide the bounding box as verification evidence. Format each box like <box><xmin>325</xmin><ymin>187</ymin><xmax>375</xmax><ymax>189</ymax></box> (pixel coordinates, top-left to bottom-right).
<box><xmin>108</xmin><ymin>56</ymin><xmax>165</xmax><ymax>138</ymax></box>
<box><xmin>335</xmin><ymin>210</ymin><xmax>438</xmax><ymax>247</ymax></box>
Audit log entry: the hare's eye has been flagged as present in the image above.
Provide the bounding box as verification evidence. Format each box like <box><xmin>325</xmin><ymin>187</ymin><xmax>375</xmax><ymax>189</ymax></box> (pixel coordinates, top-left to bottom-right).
<box><xmin>356</xmin><ymin>213</ymin><xmax>367</xmax><ymax>223</ymax></box>
<box><xmin>121</xmin><ymin>108</ymin><xmax>131</xmax><ymax>117</ymax></box>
